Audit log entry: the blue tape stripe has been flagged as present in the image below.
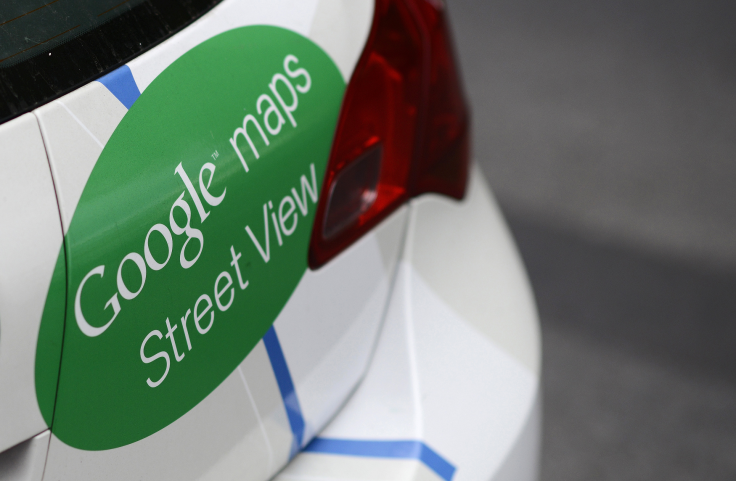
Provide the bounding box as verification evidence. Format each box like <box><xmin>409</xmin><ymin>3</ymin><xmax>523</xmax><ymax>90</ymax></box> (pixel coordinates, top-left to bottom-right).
<box><xmin>261</xmin><ymin>328</ymin><xmax>455</xmax><ymax>480</ymax></box>
<box><xmin>262</xmin><ymin>326</ymin><xmax>305</xmax><ymax>458</ymax></box>
<box><xmin>97</xmin><ymin>65</ymin><xmax>141</xmax><ymax>109</ymax></box>
<box><xmin>418</xmin><ymin>443</ymin><xmax>457</xmax><ymax>481</ymax></box>
<box><xmin>304</xmin><ymin>438</ymin><xmax>456</xmax><ymax>481</ymax></box>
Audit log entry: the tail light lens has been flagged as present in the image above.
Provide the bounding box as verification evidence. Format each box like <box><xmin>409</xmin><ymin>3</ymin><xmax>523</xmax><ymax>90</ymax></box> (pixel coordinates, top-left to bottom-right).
<box><xmin>309</xmin><ymin>0</ymin><xmax>470</xmax><ymax>268</ymax></box>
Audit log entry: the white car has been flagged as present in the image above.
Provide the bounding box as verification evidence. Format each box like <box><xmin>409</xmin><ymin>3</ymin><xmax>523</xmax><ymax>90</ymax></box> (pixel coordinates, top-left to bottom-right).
<box><xmin>0</xmin><ymin>0</ymin><xmax>541</xmax><ymax>480</ymax></box>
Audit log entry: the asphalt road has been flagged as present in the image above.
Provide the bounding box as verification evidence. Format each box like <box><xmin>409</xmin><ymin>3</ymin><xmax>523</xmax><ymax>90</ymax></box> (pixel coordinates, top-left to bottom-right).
<box><xmin>446</xmin><ymin>0</ymin><xmax>736</xmax><ymax>479</ymax></box>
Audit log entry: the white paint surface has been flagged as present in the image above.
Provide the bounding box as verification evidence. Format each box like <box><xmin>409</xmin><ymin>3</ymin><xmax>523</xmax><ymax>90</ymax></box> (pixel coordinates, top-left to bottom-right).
<box><xmin>276</xmin><ymin>207</ymin><xmax>407</xmax><ymax>444</ymax></box>
<box><xmin>0</xmin><ymin>114</ymin><xmax>63</xmax><ymax>453</ymax></box>
<box><xmin>276</xmin><ymin>453</ymin><xmax>442</xmax><ymax>481</ymax></box>
<box><xmin>43</xmin><ymin>348</ymin><xmax>285</xmax><ymax>481</ymax></box>
<box><xmin>408</xmin><ymin>164</ymin><xmax>541</xmax><ymax>374</ymax></box>
<box><xmin>280</xmin><ymin>170</ymin><xmax>541</xmax><ymax>481</ymax></box>
<box><xmin>0</xmin><ymin>431</ymin><xmax>50</xmax><ymax>481</ymax></box>
<box><xmin>308</xmin><ymin>0</ymin><xmax>374</xmax><ymax>80</ymax></box>
<box><xmin>35</xmin><ymin>82</ymin><xmax>127</xmax><ymax>233</ymax></box>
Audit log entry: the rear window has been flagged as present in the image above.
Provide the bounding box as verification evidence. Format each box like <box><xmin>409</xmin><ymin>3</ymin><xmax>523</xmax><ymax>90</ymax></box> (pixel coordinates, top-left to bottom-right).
<box><xmin>0</xmin><ymin>0</ymin><xmax>220</xmax><ymax>124</ymax></box>
<box><xmin>1</xmin><ymin>0</ymin><xmax>147</xmax><ymax>66</ymax></box>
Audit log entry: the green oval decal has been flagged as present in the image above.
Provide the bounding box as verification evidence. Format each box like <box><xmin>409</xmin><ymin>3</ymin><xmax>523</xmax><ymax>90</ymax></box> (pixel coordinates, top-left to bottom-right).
<box><xmin>36</xmin><ymin>26</ymin><xmax>345</xmax><ymax>450</ymax></box>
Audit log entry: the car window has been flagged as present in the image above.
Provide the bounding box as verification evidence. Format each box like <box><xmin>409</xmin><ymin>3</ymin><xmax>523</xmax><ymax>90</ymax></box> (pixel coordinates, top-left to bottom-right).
<box><xmin>0</xmin><ymin>0</ymin><xmax>149</xmax><ymax>66</ymax></box>
<box><xmin>0</xmin><ymin>0</ymin><xmax>220</xmax><ymax>124</ymax></box>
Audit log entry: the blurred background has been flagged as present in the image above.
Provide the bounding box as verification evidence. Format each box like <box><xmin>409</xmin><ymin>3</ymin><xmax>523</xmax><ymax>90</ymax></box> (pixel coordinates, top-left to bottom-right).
<box><xmin>446</xmin><ymin>0</ymin><xmax>736</xmax><ymax>479</ymax></box>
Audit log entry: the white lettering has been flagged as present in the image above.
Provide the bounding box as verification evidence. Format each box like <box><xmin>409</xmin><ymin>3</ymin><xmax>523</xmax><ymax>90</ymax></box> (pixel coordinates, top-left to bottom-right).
<box><xmin>180</xmin><ymin>309</ymin><xmax>193</xmax><ymax>351</ymax></box>
<box><xmin>117</xmin><ymin>252</ymin><xmax>146</xmax><ymax>300</ymax></box>
<box><xmin>279</xmin><ymin>196</ymin><xmax>297</xmax><ymax>235</ymax></box>
<box><xmin>75</xmin><ymin>265</ymin><xmax>120</xmax><ymax>337</ymax></box>
<box><xmin>144</xmin><ymin>223</ymin><xmax>173</xmax><ymax>271</ymax></box>
<box><xmin>284</xmin><ymin>54</ymin><xmax>311</xmax><ymax>93</ymax></box>
<box><xmin>194</xmin><ymin>294</ymin><xmax>214</xmax><ymax>334</ymax></box>
<box><xmin>175</xmin><ymin>163</ymin><xmax>209</xmax><ymax>223</ymax></box>
<box><xmin>229</xmin><ymin>246</ymin><xmax>249</xmax><ymax>290</ymax></box>
<box><xmin>230</xmin><ymin>113</ymin><xmax>269</xmax><ymax>171</ymax></box>
<box><xmin>170</xmin><ymin>193</ymin><xmax>204</xmax><ymax>269</ymax></box>
<box><xmin>291</xmin><ymin>163</ymin><xmax>319</xmax><ymax>216</ymax></box>
<box><xmin>269</xmin><ymin>200</ymin><xmax>283</xmax><ymax>247</ymax></box>
<box><xmin>165</xmin><ymin>317</ymin><xmax>185</xmax><ymax>362</ymax></box>
<box><xmin>257</xmin><ymin>93</ymin><xmax>286</xmax><ymax>136</ymax></box>
<box><xmin>141</xmin><ymin>330</ymin><xmax>170</xmax><ymax>388</ymax></box>
<box><xmin>214</xmin><ymin>272</ymin><xmax>234</xmax><ymax>311</ymax></box>
<box><xmin>245</xmin><ymin>203</ymin><xmax>271</xmax><ymax>263</ymax></box>
<box><xmin>199</xmin><ymin>162</ymin><xmax>226</xmax><ymax>207</ymax></box>
<box><xmin>269</xmin><ymin>73</ymin><xmax>298</xmax><ymax>127</ymax></box>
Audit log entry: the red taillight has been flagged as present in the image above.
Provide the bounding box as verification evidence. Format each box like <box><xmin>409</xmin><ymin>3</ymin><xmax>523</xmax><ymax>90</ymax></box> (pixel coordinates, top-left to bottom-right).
<box><xmin>309</xmin><ymin>0</ymin><xmax>469</xmax><ymax>268</ymax></box>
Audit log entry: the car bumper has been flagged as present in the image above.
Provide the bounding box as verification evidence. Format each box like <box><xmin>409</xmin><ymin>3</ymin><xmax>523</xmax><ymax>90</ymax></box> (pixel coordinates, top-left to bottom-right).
<box><xmin>276</xmin><ymin>164</ymin><xmax>542</xmax><ymax>481</ymax></box>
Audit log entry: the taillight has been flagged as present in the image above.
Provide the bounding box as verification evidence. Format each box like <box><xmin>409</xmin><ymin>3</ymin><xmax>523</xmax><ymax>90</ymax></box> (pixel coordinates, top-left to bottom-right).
<box><xmin>308</xmin><ymin>0</ymin><xmax>469</xmax><ymax>268</ymax></box>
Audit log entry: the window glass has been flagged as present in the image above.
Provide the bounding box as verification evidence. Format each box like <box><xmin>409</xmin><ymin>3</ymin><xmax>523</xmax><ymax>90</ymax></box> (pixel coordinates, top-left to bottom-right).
<box><xmin>0</xmin><ymin>0</ymin><xmax>219</xmax><ymax>124</ymax></box>
<box><xmin>1</xmin><ymin>1</ymin><xmax>147</xmax><ymax>66</ymax></box>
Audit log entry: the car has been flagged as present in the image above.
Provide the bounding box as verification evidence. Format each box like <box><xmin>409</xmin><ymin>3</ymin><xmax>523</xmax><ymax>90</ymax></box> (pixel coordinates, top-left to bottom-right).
<box><xmin>0</xmin><ymin>0</ymin><xmax>541</xmax><ymax>480</ymax></box>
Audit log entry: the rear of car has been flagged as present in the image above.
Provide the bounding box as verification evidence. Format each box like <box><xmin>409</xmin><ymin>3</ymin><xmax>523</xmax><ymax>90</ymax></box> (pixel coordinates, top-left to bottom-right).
<box><xmin>0</xmin><ymin>1</ymin><xmax>541</xmax><ymax>480</ymax></box>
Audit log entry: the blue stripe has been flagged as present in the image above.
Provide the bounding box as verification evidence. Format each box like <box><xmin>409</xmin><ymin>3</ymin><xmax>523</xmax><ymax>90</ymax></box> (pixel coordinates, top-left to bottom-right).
<box><xmin>304</xmin><ymin>438</ymin><xmax>456</xmax><ymax>481</ymax></box>
<box><xmin>262</xmin><ymin>326</ymin><xmax>305</xmax><ymax>458</ymax></box>
<box><xmin>261</xmin><ymin>327</ymin><xmax>456</xmax><ymax>480</ymax></box>
<box><xmin>97</xmin><ymin>65</ymin><xmax>141</xmax><ymax>109</ymax></box>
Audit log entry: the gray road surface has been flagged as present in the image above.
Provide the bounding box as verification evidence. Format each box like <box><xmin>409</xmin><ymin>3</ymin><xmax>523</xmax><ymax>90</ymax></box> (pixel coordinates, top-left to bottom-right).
<box><xmin>447</xmin><ymin>0</ymin><xmax>736</xmax><ymax>479</ymax></box>
<box><xmin>510</xmin><ymin>215</ymin><xmax>736</xmax><ymax>480</ymax></box>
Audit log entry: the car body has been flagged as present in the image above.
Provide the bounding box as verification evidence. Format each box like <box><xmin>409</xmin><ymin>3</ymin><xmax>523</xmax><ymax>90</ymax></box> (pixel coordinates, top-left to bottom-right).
<box><xmin>0</xmin><ymin>0</ymin><xmax>541</xmax><ymax>480</ymax></box>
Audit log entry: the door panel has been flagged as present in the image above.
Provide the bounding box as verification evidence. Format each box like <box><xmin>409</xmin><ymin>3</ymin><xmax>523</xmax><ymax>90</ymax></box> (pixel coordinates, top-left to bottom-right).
<box><xmin>0</xmin><ymin>114</ymin><xmax>64</xmax><ymax>453</ymax></box>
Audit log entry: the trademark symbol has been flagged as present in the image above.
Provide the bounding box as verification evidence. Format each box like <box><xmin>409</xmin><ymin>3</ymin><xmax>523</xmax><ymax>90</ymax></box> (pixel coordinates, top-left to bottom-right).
<box><xmin>211</xmin><ymin>150</ymin><xmax>219</xmax><ymax>161</ymax></box>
